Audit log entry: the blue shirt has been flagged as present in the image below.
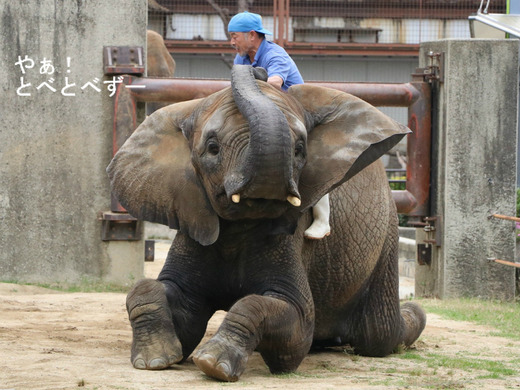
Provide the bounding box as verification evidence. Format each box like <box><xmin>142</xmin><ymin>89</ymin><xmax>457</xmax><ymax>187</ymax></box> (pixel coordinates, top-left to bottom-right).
<box><xmin>233</xmin><ymin>39</ymin><xmax>304</xmax><ymax>91</ymax></box>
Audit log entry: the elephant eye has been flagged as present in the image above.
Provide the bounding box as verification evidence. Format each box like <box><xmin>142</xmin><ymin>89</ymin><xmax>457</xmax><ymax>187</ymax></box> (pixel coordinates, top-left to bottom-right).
<box><xmin>207</xmin><ymin>141</ymin><xmax>220</xmax><ymax>156</ymax></box>
<box><xmin>295</xmin><ymin>141</ymin><xmax>305</xmax><ymax>157</ymax></box>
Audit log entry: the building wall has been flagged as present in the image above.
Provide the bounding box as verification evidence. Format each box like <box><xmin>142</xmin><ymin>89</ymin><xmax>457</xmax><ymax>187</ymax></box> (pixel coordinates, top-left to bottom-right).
<box><xmin>415</xmin><ymin>39</ymin><xmax>518</xmax><ymax>299</ymax></box>
<box><xmin>166</xmin><ymin>14</ymin><xmax>471</xmax><ymax>43</ymax></box>
<box><xmin>0</xmin><ymin>0</ymin><xmax>147</xmax><ymax>286</ymax></box>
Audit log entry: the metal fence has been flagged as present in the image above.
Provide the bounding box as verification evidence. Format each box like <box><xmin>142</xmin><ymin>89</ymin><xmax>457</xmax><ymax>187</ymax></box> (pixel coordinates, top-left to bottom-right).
<box><xmin>149</xmin><ymin>0</ymin><xmax>507</xmax><ymax>47</ymax></box>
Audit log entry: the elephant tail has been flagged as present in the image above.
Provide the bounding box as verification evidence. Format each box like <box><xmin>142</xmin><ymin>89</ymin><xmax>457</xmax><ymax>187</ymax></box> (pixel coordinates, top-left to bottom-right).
<box><xmin>400</xmin><ymin>301</ymin><xmax>427</xmax><ymax>347</ymax></box>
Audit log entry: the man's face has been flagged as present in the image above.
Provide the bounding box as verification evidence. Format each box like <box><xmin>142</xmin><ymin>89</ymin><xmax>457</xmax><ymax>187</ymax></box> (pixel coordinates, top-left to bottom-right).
<box><xmin>230</xmin><ymin>32</ymin><xmax>252</xmax><ymax>57</ymax></box>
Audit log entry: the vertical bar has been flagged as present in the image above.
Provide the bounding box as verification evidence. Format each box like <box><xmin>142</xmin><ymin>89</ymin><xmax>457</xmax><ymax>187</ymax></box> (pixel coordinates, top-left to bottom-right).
<box><xmin>273</xmin><ymin>0</ymin><xmax>278</xmax><ymax>44</ymax></box>
<box><xmin>111</xmin><ymin>75</ymin><xmax>138</xmax><ymax>212</ymax></box>
<box><xmin>406</xmin><ymin>81</ymin><xmax>432</xmax><ymax>224</ymax></box>
<box><xmin>283</xmin><ymin>0</ymin><xmax>290</xmax><ymax>46</ymax></box>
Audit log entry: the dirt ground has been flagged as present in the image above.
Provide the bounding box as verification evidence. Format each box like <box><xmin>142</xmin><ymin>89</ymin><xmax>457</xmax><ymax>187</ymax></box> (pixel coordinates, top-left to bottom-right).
<box><xmin>1</xmin><ymin>242</ymin><xmax>520</xmax><ymax>390</ymax></box>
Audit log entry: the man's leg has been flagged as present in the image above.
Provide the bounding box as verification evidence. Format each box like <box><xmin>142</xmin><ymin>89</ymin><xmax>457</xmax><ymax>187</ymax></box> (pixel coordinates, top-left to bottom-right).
<box><xmin>304</xmin><ymin>194</ymin><xmax>331</xmax><ymax>239</ymax></box>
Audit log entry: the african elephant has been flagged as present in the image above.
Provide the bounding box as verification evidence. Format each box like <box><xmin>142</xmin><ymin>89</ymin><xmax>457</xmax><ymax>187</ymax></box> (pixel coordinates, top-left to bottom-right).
<box><xmin>146</xmin><ymin>30</ymin><xmax>176</xmax><ymax>115</ymax></box>
<box><xmin>107</xmin><ymin>65</ymin><xmax>426</xmax><ymax>382</ymax></box>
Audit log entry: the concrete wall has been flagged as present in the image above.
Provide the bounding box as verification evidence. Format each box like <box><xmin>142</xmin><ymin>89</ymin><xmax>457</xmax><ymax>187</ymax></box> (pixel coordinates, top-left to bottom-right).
<box><xmin>0</xmin><ymin>0</ymin><xmax>147</xmax><ymax>286</ymax></box>
<box><xmin>415</xmin><ymin>39</ymin><xmax>518</xmax><ymax>299</ymax></box>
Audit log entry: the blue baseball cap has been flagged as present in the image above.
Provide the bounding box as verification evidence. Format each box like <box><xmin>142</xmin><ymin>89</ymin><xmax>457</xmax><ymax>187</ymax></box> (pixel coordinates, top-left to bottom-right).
<box><xmin>228</xmin><ymin>11</ymin><xmax>273</xmax><ymax>35</ymax></box>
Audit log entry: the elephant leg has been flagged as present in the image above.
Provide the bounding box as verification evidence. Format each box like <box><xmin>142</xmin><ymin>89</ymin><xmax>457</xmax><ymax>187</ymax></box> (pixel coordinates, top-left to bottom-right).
<box><xmin>126</xmin><ymin>278</ymin><xmax>212</xmax><ymax>370</ymax></box>
<box><xmin>193</xmin><ymin>294</ymin><xmax>314</xmax><ymax>382</ymax></box>
<box><xmin>126</xmin><ymin>279</ymin><xmax>182</xmax><ymax>370</ymax></box>
<box><xmin>347</xmin><ymin>232</ymin><xmax>426</xmax><ymax>357</ymax></box>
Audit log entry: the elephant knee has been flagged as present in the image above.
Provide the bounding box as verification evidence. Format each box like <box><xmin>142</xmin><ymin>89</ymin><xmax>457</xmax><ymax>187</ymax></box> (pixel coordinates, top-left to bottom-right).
<box><xmin>126</xmin><ymin>279</ymin><xmax>167</xmax><ymax>315</ymax></box>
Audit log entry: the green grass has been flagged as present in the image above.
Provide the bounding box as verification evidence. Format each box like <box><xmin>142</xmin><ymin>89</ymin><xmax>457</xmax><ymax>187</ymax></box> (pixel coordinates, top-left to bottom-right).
<box><xmin>418</xmin><ymin>298</ymin><xmax>520</xmax><ymax>340</ymax></box>
<box><xmin>275</xmin><ymin>372</ymin><xmax>325</xmax><ymax>379</ymax></box>
<box><xmin>1</xmin><ymin>278</ymin><xmax>131</xmax><ymax>293</ymax></box>
<box><xmin>399</xmin><ymin>351</ymin><xmax>516</xmax><ymax>376</ymax></box>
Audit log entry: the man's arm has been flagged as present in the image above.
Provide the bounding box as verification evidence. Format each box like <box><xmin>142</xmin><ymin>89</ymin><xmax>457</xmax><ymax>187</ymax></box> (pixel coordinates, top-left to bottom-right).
<box><xmin>267</xmin><ymin>75</ymin><xmax>283</xmax><ymax>90</ymax></box>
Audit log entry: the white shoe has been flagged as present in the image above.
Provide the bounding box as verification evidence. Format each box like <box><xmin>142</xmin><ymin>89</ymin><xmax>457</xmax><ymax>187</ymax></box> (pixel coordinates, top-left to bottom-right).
<box><xmin>304</xmin><ymin>220</ymin><xmax>331</xmax><ymax>239</ymax></box>
<box><xmin>304</xmin><ymin>194</ymin><xmax>331</xmax><ymax>240</ymax></box>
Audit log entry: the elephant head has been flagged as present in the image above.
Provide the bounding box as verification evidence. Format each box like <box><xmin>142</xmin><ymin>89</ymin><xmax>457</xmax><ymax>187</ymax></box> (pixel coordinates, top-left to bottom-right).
<box><xmin>107</xmin><ymin>65</ymin><xmax>410</xmax><ymax>246</ymax></box>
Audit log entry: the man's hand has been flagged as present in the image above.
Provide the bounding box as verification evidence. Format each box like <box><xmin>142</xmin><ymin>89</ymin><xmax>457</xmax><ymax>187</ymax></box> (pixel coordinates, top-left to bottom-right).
<box><xmin>267</xmin><ymin>75</ymin><xmax>283</xmax><ymax>90</ymax></box>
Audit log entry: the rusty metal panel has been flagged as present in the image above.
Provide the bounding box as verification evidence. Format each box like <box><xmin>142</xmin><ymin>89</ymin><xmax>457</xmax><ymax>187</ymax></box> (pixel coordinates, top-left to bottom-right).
<box><xmin>406</xmin><ymin>81</ymin><xmax>432</xmax><ymax>223</ymax></box>
<box><xmin>103</xmin><ymin>46</ymin><xmax>145</xmax><ymax>75</ymax></box>
<box><xmin>101</xmin><ymin>212</ymin><xmax>143</xmax><ymax>241</ymax></box>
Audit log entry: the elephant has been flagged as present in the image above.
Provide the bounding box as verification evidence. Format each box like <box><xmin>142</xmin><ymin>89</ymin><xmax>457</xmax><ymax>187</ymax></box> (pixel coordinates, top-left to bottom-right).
<box><xmin>146</xmin><ymin>30</ymin><xmax>176</xmax><ymax>115</ymax></box>
<box><xmin>107</xmin><ymin>65</ymin><xmax>426</xmax><ymax>382</ymax></box>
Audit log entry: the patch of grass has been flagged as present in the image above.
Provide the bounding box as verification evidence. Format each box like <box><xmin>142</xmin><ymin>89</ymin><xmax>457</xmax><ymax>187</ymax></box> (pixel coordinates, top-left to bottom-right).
<box><xmin>317</xmin><ymin>360</ymin><xmax>339</xmax><ymax>372</ymax></box>
<box><xmin>419</xmin><ymin>298</ymin><xmax>520</xmax><ymax>340</ymax></box>
<box><xmin>275</xmin><ymin>371</ymin><xmax>325</xmax><ymax>379</ymax></box>
<box><xmin>399</xmin><ymin>351</ymin><xmax>517</xmax><ymax>378</ymax></box>
<box><xmin>1</xmin><ymin>278</ymin><xmax>131</xmax><ymax>293</ymax></box>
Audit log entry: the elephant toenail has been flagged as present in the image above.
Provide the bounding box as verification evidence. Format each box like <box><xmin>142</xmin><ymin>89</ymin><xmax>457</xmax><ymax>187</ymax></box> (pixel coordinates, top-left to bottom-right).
<box><xmin>199</xmin><ymin>353</ymin><xmax>217</xmax><ymax>365</ymax></box>
<box><xmin>133</xmin><ymin>358</ymin><xmax>146</xmax><ymax>369</ymax></box>
<box><xmin>216</xmin><ymin>361</ymin><xmax>231</xmax><ymax>376</ymax></box>
<box><xmin>150</xmin><ymin>358</ymin><xmax>166</xmax><ymax>369</ymax></box>
<box><xmin>169</xmin><ymin>355</ymin><xmax>181</xmax><ymax>365</ymax></box>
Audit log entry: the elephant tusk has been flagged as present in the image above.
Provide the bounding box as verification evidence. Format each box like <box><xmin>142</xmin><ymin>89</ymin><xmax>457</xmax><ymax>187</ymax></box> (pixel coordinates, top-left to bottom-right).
<box><xmin>231</xmin><ymin>194</ymin><xmax>241</xmax><ymax>204</ymax></box>
<box><xmin>287</xmin><ymin>195</ymin><xmax>301</xmax><ymax>207</ymax></box>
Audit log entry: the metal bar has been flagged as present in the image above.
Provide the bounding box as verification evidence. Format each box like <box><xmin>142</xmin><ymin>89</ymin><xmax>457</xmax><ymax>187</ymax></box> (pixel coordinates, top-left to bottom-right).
<box><xmin>392</xmin><ymin>190</ymin><xmax>418</xmax><ymax>214</ymax></box>
<box><xmin>284</xmin><ymin>0</ymin><xmax>290</xmax><ymax>47</ymax></box>
<box><xmin>128</xmin><ymin>78</ymin><xmax>421</xmax><ymax>107</ymax></box>
<box><xmin>488</xmin><ymin>258</ymin><xmax>520</xmax><ymax>268</ymax></box>
<box><xmin>489</xmin><ymin>213</ymin><xmax>520</xmax><ymax>223</ymax></box>
<box><xmin>406</xmin><ymin>81</ymin><xmax>432</xmax><ymax>223</ymax></box>
<box><xmin>164</xmin><ymin>40</ymin><xmax>420</xmax><ymax>57</ymax></box>
<box><xmin>309</xmin><ymin>82</ymin><xmax>419</xmax><ymax>107</ymax></box>
<box><xmin>128</xmin><ymin>78</ymin><xmax>229</xmax><ymax>103</ymax></box>
<box><xmin>273</xmin><ymin>0</ymin><xmax>279</xmax><ymax>45</ymax></box>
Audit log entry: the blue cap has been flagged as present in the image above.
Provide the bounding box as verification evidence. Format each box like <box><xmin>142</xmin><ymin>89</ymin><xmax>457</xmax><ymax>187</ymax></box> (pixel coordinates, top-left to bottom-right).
<box><xmin>228</xmin><ymin>11</ymin><xmax>273</xmax><ymax>35</ymax></box>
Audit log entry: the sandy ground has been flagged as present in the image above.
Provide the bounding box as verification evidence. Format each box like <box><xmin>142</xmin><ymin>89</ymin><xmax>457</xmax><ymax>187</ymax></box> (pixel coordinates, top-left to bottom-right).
<box><xmin>1</xmin><ymin>242</ymin><xmax>520</xmax><ymax>390</ymax></box>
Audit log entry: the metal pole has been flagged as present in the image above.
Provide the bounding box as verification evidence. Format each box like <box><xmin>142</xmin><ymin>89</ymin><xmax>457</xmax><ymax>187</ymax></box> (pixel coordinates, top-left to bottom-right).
<box><xmin>128</xmin><ymin>78</ymin><xmax>422</xmax><ymax>107</ymax></box>
<box><xmin>406</xmin><ymin>81</ymin><xmax>432</xmax><ymax>223</ymax></box>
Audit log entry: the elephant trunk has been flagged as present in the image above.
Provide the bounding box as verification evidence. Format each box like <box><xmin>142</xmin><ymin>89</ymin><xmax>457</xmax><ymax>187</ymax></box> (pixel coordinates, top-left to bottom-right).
<box><xmin>230</xmin><ymin>65</ymin><xmax>299</xmax><ymax>203</ymax></box>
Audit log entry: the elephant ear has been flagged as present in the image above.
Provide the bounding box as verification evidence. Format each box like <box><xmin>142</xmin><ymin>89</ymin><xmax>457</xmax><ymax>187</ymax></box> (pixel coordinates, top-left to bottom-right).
<box><xmin>107</xmin><ymin>100</ymin><xmax>219</xmax><ymax>246</ymax></box>
<box><xmin>288</xmin><ymin>84</ymin><xmax>411</xmax><ymax>210</ymax></box>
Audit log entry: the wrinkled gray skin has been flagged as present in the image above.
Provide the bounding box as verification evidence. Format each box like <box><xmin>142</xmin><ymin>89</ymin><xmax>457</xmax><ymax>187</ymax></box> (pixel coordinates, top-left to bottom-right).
<box><xmin>107</xmin><ymin>65</ymin><xmax>426</xmax><ymax>382</ymax></box>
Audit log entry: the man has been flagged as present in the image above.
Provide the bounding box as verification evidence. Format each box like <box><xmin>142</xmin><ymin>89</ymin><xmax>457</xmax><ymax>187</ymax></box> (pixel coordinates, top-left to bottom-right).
<box><xmin>228</xmin><ymin>11</ymin><xmax>330</xmax><ymax>239</ymax></box>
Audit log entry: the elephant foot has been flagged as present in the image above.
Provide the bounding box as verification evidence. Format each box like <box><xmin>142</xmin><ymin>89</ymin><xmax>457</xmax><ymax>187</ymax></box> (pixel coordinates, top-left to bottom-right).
<box><xmin>130</xmin><ymin>312</ymin><xmax>183</xmax><ymax>370</ymax></box>
<box><xmin>192</xmin><ymin>335</ymin><xmax>248</xmax><ymax>382</ymax></box>
<box><xmin>400</xmin><ymin>301</ymin><xmax>427</xmax><ymax>347</ymax></box>
<box><xmin>127</xmin><ymin>280</ymin><xmax>183</xmax><ymax>370</ymax></box>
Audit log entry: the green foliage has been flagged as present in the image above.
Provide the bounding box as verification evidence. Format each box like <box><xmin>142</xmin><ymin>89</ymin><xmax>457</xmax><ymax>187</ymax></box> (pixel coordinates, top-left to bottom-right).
<box><xmin>388</xmin><ymin>175</ymin><xmax>406</xmax><ymax>191</ymax></box>
<box><xmin>516</xmin><ymin>188</ymin><xmax>520</xmax><ymax>217</ymax></box>
<box><xmin>398</xmin><ymin>213</ymin><xmax>409</xmax><ymax>227</ymax></box>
